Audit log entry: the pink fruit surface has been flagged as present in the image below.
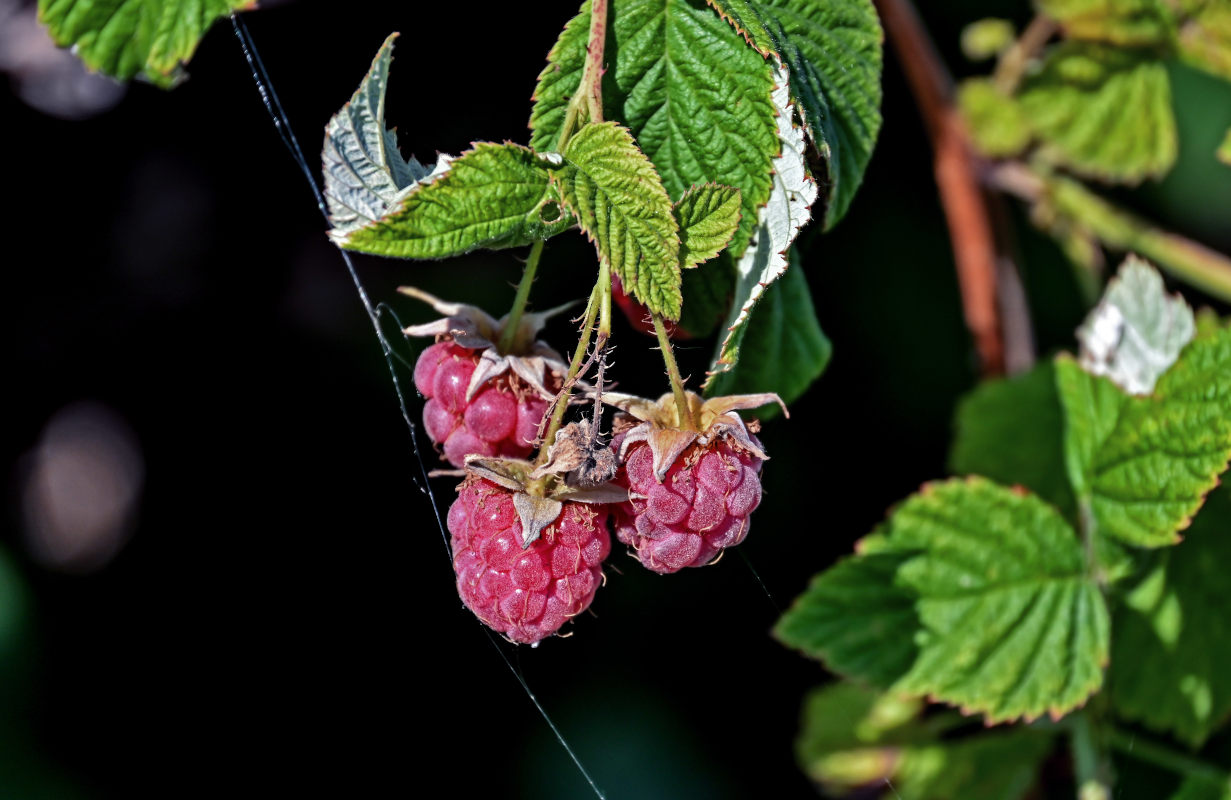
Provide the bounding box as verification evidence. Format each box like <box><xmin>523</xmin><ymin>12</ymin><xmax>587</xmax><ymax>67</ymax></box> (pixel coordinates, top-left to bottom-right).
<box><xmin>414</xmin><ymin>342</ymin><xmax>551</xmax><ymax>468</ymax></box>
<box><xmin>613</xmin><ymin>439</ymin><xmax>763</xmax><ymax>573</ymax></box>
<box><xmin>449</xmin><ymin>478</ymin><xmax>611</xmax><ymax>644</ymax></box>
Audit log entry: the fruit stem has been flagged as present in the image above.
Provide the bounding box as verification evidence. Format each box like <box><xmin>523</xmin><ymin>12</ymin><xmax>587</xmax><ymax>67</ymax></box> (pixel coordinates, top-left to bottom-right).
<box><xmin>554</xmin><ymin>0</ymin><xmax>608</xmax><ymax>152</ymax></box>
<box><xmin>652</xmin><ymin>312</ymin><xmax>697</xmax><ymax>431</ymax></box>
<box><xmin>536</xmin><ymin>280</ymin><xmax>602</xmax><ymax>467</ymax></box>
<box><xmin>498</xmin><ymin>239</ymin><xmax>546</xmax><ymax>355</ymax></box>
<box><xmin>1069</xmin><ymin>710</ymin><xmax>1113</xmax><ymax>800</ymax></box>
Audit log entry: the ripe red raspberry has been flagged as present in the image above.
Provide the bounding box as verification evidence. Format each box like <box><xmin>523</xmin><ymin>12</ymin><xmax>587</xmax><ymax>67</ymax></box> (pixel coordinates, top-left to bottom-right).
<box><xmin>604</xmin><ymin>390</ymin><xmax>784</xmax><ymax>573</ymax></box>
<box><xmin>414</xmin><ymin>342</ymin><xmax>550</xmax><ymax>467</ymax></box>
<box><xmin>400</xmin><ymin>287</ymin><xmax>567</xmax><ymax>469</ymax></box>
<box><xmin>448</xmin><ymin>477</ymin><xmax>611</xmax><ymax>644</ymax></box>
<box><xmin>614</xmin><ymin>439</ymin><xmax>762</xmax><ymax>573</ymax></box>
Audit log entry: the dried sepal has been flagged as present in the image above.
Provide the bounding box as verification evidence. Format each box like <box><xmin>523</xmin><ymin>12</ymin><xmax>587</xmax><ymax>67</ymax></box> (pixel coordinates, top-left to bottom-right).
<box><xmin>462</xmin><ymin>454</ymin><xmax>626</xmax><ymax>548</ymax></box>
<box><xmin>531</xmin><ymin>419</ymin><xmax>619</xmax><ymax>488</ymax></box>
<box><xmin>608</xmin><ymin>390</ymin><xmax>784</xmax><ymax>482</ymax></box>
<box><xmin>512</xmin><ymin>493</ymin><xmax>564</xmax><ymax>548</ymax></box>
<box><xmin>399</xmin><ymin>285</ymin><xmax>572</xmax><ymax>400</ymax></box>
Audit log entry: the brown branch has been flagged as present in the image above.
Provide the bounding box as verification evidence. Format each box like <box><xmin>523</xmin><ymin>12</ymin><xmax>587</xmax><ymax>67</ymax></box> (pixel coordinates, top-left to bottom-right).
<box><xmin>875</xmin><ymin>0</ymin><xmax>1015</xmax><ymax>376</ymax></box>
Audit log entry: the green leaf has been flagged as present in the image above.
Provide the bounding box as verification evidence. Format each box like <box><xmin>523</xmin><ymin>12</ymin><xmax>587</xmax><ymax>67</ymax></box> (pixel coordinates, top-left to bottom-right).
<box><xmin>704</xmin><ymin>253</ymin><xmax>831</xmax><ymax>414</ymax></box>
<box><xmin>1035</xmin><ymin>0</ymin><xmax>1176</xmax><ymax>46</ymax></box>
<box><xmin>673</xmin><ymin>184</ymin><xmax>742</xmax><ymax>269</ymax></box>
<box><xmin>704</xmin><ymin>72</ymin><xmax>818</xmax><ymax>384</ymax></box>
<box><xmin>1172</xmin><ymin>775</ymin><xmax>1231</xmax><ymax>800</ymax></box>
<box><xmin>708</xmin><ymin>0</ymin><xmax>885</xmax><ymax>229</ymax></box>
<box><xmin>1056</xmin><ymin>327</ymin><xmax>1231</xmax><ymax>547</ymax></box>
<box><xmin>1176</xmin><ymin>0</ymin><xmax>1231</xmax><ymax>81</ymax></box>
<box><xmin>958</xmin><ymin>79</ymin><xmax>1033</xmax><ymax>158</ymax></box>
<box><xmin>961</xmin><ymin>19</ymin><xmax>1017</xmax><ymax>61</ymax></box>
<box><xmin>795</xmin><ymin>682</ymin><xmax>1055</xmax><ymax>799</ymax></box>
<box><xmin>1019</xmin><ymin>42</ymin><xmax>1177</xmax><ymax>184</ymax></box>
<box><xmin>559</xmin><ymin>122</ymin><xmax>682</xmax><ymax>319</ymax></box>
<box><xmin>531</xmin><ymin>0</ymin><xmax>779</xmax><ymax>257</ymax></box>
<box><xmin>949</xmin><ymin>361</ymin><xmax>1076</xmax><ymax>518</ymax></box>
<box><xmin>776</xmin><ymin>550</ymin><xmax>922</xmax><ymax>688</ymax></box>
<box><xmin>333</xmin><ymin>142</ymin><xmax>572</xmax><ymax>258</ymax></box>
<box><xmin>1219</xmin><ymin>128</ymin><xmax>1231</xmax><ymax>166</ymax></box>
<box><xmin>1110</xmin><ymin>486</ymin><xmax>1231</xmax><ymax>747</ymax></box>
<box><xmin>778</xmin><ymin>478</ymin><xmax>1110</xmax><ymax>723</ymax></box>
<box><xmin>37</xmin><ymin>0</ymin><xmax>250</xmax><ymax>87</ymax></box>
<box><xmin>1076</xmin><ymin>255</ymin><xmax>1196</xmax><ymax>395</ymax></box>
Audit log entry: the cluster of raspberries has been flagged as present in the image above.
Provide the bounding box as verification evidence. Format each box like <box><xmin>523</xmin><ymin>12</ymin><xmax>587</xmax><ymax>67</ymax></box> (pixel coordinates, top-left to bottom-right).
<box><xmin>408</xmin><ymin>299</ymin><xmax>773</xmax><ymax>646</ymax></box>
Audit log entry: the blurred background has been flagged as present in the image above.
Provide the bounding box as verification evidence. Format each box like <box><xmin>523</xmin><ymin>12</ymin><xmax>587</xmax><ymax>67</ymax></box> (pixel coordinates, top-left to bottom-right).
<box><xmin>3</xmin><ymin>0</ymin><xmax>1230</xmax><ymax>795</ymax></box>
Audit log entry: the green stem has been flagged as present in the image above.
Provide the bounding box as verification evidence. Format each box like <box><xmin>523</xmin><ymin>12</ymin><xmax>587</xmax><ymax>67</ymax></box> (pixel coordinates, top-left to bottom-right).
<box><xmin>992</xmin><ymin>163</ymin><xmax>1231</xmax><ymax>303</ymax></box>
<box><xmin>1107</xmin><ymin>727</ymin><xmax>1229</xmax><ymax>784</ymax></box>
<box><xmin>553</xmin><ymin>0</ymin><xmax>608</xmax><ymax>152</ymax></box>
<box><xmin>652</xmin><ymin>313</ymin><xmax>696</xmax><ymax>431</ymax></box>
<box><xmin>598</xmin><ymin>258</ymin><xmax>612</xmax><ymax>338</ymax></box>
<box><xmin>497</xmin><ymin>239</ymin><xmax>545</xmax><ymax>355</ymax></box>
<box><xmin>536</xmin><ymin>281</ymin><xmax>602</xmax><ymax>467</ymax></box>
<box><xmin>1070</xmin><ymin>712</ymin><xmax>1113</xmax><ymax>800</ymax></box>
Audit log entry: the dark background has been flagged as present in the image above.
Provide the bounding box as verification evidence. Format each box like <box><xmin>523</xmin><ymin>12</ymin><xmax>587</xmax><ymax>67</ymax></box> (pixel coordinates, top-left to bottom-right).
<box><xmin>4</xmin><ymin>0</ymin><xmax>1230</xmax><ymax>796</ymax></box>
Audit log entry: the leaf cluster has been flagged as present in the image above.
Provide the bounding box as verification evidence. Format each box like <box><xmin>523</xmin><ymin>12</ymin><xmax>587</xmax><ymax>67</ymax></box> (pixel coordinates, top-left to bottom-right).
<box><xmin>777</xmin><ymin>257</ymin><xmax>1231</xmax><ymax>798</ymax></box>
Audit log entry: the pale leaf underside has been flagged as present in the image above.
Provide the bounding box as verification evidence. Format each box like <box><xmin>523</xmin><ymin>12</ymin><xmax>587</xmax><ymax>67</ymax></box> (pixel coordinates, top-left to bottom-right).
<box><xmin>705</xmin><ymin>61</ymin><xmax>817</xmax><ymax>386</ymax></box>
<box><xmin>1077</xmin><ymin>255</ymin><xmax>1195</xmax><ymax>395</ymax></box>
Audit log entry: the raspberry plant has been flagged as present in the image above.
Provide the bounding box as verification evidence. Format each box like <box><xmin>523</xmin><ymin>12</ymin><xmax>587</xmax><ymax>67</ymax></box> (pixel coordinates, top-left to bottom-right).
<box><xmin>33</xmin><ymin>0</ymin><xmax>1231</xmax><ymax>796</ymax></box>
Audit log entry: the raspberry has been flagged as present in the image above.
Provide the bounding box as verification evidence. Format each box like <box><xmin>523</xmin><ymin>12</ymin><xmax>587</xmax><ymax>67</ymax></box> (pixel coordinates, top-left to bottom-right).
<box><xmin>414</xmin><ymin>341</ymin><xmax>550</xmax><ymax>467</ymax></box>
<box><xmin>613</xmin><ymin>438</ymin><xmax>763</xmax><ymax>573</ymax></box>
<box><xmin>604</xmin><ymin>390</ymin><xmax>783</xmax><ymax>573</ymax></box>
<box><xmin>449</xmin><ymin>477</ymin><xmax>611</xmax><ymax>644</ymax></box>
<box><xmin>400</xmin><ymin>287</ymin><xmax>568</xmax><ymax>469</ymax></box>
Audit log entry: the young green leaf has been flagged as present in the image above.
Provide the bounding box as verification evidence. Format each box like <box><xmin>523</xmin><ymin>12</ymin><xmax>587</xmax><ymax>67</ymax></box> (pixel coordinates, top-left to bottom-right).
<box><xmin>1019</xmin><ymin>42</ymin><xmax>1177</xmax><ymax>184</ymax></box>
<box><xmin>1056</xmin><ymin>326</ymin><xmax>1231</xmax><ymax>548</ymax></box>
<box><xmin>559</xmin><ymin>122</ymin><xmax>682</xmax><ymax>319</ymax></box>
<box><xmin>333</xmin><ymin>142</ymin><xmax>573</xmax><ymax>258</ymax></box>
<box><xmin>1076</xmin><ymin>256</ymin><xmax>1196</xmax><ymax>395</ymax></box>
<box><xmin>949</xmin><ymin>361</ymin><xmax>1076</xmax><ymax>518</ymax></box>
<box><xmin>673</xmin><ymin>184</ymin><xmax>742</xmax><ymax>269</ymax></box>
<box><xmin>958</xmin><ymin>79</ymin><xmax>1033</xmax><ymax>158</ymax></box>
<box><xmin>1176</xmin><ymin>0</ymin><xmax>1231</xmax><ymax>81</ymax></box>
<box><xmin>704</xmin><ymin>254</ymin><xmax>831</xmax><ymax>414</ymax></box>
<box><xmin>961</xmin><ymin>19</ymin><xmax>1017</xmax><ymax>61</ymax></box>
<box><xmin>37</xmin><ymin>0</ymin><xmax>252</xmax><ymax>87</ymax></box>
<box><xmin>707</xmin><ymin>0</ymin><xmax>884</xmax><ymax>229</ymax></box>
<box><xmin>778</xmin><ymin>478</ymin><xmax>1111</xmax><ymax>724</ymax></box>
<box><xmin>705</xmin><ymin>70</ymin><xmax>818</xmax><ymax>385</ymax></box>
<box><xmin>1110</xmin><ymin>486</ymin><xmax>1231</xmax><ymax>747</ymax></box>
<box><xmin>1035</xmin><ymin>0</ymin><xmax>1176</xmax><ymax>46</ymax></box>
<box><xmin>795</xmin><ymin>682</ymin><xmax>1054</xmax><ymax>799</ymax></box>
<box><xmin>531</xmin><ymin>0</ymin><xmax>779</xmax><ymax>257</ymax></box>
